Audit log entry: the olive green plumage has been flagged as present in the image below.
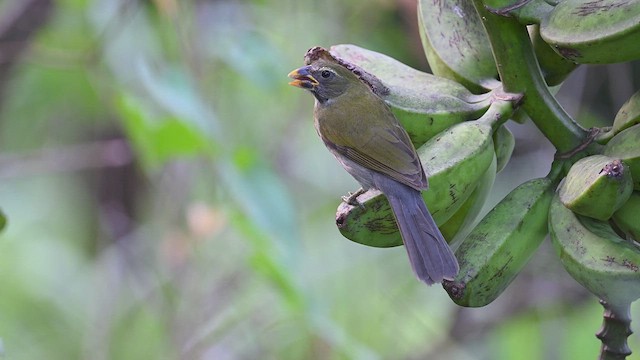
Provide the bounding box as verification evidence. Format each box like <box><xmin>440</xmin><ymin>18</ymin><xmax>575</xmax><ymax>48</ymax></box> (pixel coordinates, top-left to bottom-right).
<box><xmin>289</xmin><ymin>47</ymin><xmax>458</xmax><ymax>284</ymax></box>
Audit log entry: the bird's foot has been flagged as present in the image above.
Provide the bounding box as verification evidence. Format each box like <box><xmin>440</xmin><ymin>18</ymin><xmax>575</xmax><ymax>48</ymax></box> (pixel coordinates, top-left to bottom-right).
<box><xmin>342</xmin><ymin>188</ymin><xmax>366</xmax><ymax>208</ymax></box>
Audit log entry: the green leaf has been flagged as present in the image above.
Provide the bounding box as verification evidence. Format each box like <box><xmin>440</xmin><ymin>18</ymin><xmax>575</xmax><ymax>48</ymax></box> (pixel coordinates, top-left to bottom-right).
<box><xmin>115</xmin><ymin>92</ymin><xmax>214</xmax><ymax>170</ymax></box>
<box><xmin>109</xmin><ymin>306</ymin><xmax>174</xmax><ymax>360</ymax></box>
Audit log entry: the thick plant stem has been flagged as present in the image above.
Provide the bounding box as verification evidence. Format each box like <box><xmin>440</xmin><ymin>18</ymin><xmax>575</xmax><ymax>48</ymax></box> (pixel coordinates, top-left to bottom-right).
<box><xmin>470</xmin><ymin>1</ymin><xmax>588</xmax><ymax>154</ymax></box>
<box><xmin>596</xmin><ymin>299</ymin><xmax>633</xmax><ymax>360</ymax></box>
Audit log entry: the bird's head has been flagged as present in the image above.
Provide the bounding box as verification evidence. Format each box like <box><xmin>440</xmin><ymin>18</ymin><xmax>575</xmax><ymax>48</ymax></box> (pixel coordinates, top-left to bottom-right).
<box><xmin>288</xmin><ymin>46</ymin><xmax>388</xmax><ymax>104</ymax></box>
<box><xmin>288</xmin><ymin>61</ymin><xmax>353</xmax><ymax>103</ymax></box>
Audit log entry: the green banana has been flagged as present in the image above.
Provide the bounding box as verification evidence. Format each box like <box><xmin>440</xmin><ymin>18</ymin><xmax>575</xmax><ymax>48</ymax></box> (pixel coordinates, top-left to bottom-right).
<box><xmin>539</xmin><ymin>0</ymin><xmax>640</xmax><ymax>64</ymax></box>
<box><xmin>612</xmin><ymin>90</ymin><xmax>640</xmax><ymax>135</ymax></box>
<box><xmin>440</xmin><ymin>154</ymin><xmax>497</xmax><ymax>242</ymax></box>
<box><xmin>335</xmin><ymin>100</ymin><xmax>517</xmax><ymax>248</ymax></box>
<box><xmin>417</xmin><ymin>0</ymin><xmax>498</xmax><ymax>93</ymax></box>
<box><xmin>492</xmin><ymin>124</ymin><xmax>515</xmax><ymax>173</ymax></box>
<box><xmin>604</xmin><ymin>124</ymin><xmax>640</xmax><ymax>190</ymax></box>
<box><xmin>558</xmin><ymin>155</ymin><xmax>633</xmax><ymax>220</ymax></box>
<box><xmin>612</xmin><ymin>191</ymin><xmax>640</xmax><ymax>241</ymax></box>
<box><xmin>549</xmin><ymin>192</ymin><xmax>640</xmax><ymax>305</ymax></box>
<box><xmin>443</xmin><ymin>164</ymin><xmax>561</xmax><ymax>307</ymax></box>
<box><xmin>329</xmin><ymin>44</ymin><xmax>490</xmax><ymax>147</ymax></box>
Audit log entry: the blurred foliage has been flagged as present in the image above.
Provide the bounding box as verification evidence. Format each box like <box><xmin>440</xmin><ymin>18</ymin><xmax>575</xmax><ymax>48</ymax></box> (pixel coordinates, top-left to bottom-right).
<box><xmin>0</xmin><ymin>0</ymin><xmax>638</xmax><ymax>359</ymax></box>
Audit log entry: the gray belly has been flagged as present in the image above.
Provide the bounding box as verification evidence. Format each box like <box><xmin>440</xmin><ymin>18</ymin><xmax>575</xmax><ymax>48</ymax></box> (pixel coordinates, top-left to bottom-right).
<box><xmin>329</xmin><ymin>149</ymin><xmax>376</xmax><ymax>190</ymax></box>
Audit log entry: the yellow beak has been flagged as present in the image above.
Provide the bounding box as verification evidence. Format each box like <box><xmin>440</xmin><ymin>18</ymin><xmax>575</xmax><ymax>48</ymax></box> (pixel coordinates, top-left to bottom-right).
<box><xmin>288</xmin><ymin>66</ymin><xmax>319</xmax><ymax>89</ymax></box>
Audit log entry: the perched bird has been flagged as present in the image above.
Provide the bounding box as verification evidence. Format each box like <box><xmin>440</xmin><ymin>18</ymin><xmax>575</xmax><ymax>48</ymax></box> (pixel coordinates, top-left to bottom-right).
<box><xmin>288</xmin><ymin>47</ymin><xmax>459</xmax><ymax>285</ymax></box>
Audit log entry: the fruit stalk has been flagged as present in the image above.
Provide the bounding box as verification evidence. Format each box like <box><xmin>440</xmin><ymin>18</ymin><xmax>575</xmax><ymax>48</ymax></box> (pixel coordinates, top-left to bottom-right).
<box><xmin>470</xmin><ymin>0</ymin><xmax>588</xmax><ymax>154</ymax></box>
<box><xmin>596</xmin><ymin>299</ymin><xmax>633</xmax><ymax>360</ymax></box>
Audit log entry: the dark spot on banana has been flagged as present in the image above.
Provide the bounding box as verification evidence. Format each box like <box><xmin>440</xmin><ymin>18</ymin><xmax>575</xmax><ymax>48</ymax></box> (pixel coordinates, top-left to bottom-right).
<box><xmin>488</xmin><ymin>257</ymin><xmax>513</xmax><ymax>282</ymax></box>
<box><xmin>600</xmin><ymin>159</ymin><xmax>624</xmax><ymax>178</ymax></box>
<box><xmin>622</xmin><ymin>259</ymin><xmax>639</xmax><ymax>272</ymax></box>
<box><xmin>442</xmin><ymin>280</ymin><xmax>465</xmax><ymax>299</ymax></box>
<box><xmin>574</xmin><ymin>1</ymin><xmax>625</xmax><ymax>16</ymax></box>
<box><xmin>557</xmin><ymin>47</ymin><xmax>582</xmax><ymax>60</ymax></box>
<box><xmin>364</xmin><ymin>213</ymin><xmax>398</xmax><ymax>235</ymax></box>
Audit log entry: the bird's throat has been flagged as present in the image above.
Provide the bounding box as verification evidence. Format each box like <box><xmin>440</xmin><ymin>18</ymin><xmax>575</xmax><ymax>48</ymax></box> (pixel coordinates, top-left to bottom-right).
<box><xmin>312</xmin><ymin>91</ymin><xmax>328</xmax><ymax>104</ymax></box>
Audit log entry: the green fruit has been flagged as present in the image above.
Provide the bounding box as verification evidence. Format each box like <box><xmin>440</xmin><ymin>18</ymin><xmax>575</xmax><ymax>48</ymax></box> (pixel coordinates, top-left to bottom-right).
<box><xmin>493</xmin><ymin>124</ymin><xmax>515</xmax><ymax>173</ymax></box>
<box><xmin>330</xmin><ymin>44</ymin><xmax>490</xmax><ymax>147</ymax></box>
<box><xmin>539</xmin><ymin>0</ymin><xmax>640</xmax><ymax>64</ymax></box>
<box><xmin>558</xmin><ymin>155</ymin><xmax>633</xmax><ymax>220</ymax></box>
<box><xmin>612</xmin><ymin>191</ymin><xmax>640</xmax><ymax>241</ymax></box>
<box><xmin>549</xmin><ymin>193</ymin><xmax>640</xmax><ymax>305</ymax></box>
<box><xmin>417</xmin><ymin>0</ymin><xmax>498</xmax><ymax>93</ymax></box>
<box><xmin>443</xmin><ymin>168</ymin><xmax>560</xmax><ymax>307</ymax></box>
<box><xmin>612</xmin><ymin>90</ymin><xmax>640</xmax><ymax>135</ymax></box>
<box><xmin>604</xmin><ymin>124</ymin><xmax>640</xmax><ymax>190</ymax></box>
<box><xmin>440</xmin><ymin>154</ymin><xmax>497</xmax><ymax>242</ymax></box>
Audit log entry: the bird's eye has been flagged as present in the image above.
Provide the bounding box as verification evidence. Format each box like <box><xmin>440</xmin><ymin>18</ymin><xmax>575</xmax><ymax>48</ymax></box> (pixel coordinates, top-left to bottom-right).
<box><xmin>320</xmin><ymin>70</ymin><xmax>332</xmax><ymax>78</ymax></box>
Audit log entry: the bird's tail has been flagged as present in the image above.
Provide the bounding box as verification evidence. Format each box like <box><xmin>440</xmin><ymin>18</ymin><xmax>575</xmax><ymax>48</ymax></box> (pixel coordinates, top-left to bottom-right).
<box><xmin>375</xmin><ymin>175</ymin><xmax>459</xmax><ymax>284</ymax></box>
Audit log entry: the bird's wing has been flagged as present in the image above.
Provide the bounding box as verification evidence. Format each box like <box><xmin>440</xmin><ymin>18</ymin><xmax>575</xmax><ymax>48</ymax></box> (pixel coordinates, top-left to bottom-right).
<box><xmin>321</xmin><ymin>107</ymin><xmax>428</xmax><ymax>191</ymax></box>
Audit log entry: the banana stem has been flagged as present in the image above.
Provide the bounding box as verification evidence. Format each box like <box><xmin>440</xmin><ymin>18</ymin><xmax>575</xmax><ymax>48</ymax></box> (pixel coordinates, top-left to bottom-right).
<box><xmin>546</xmin><ymin>159</ymin><xmax>567</xmax><ymax>183</ymax></box>
<box><xmin>596</xmin><ymin>299</ymin><xmax>633</xmax><ymax>360</ymax></box>
<box><xmin>476</xmin><ymin>89</ymin><xmax>522</xmax><ymax>132</ymax></box>
<box><xmin>470</xmin><ymin>1</ymin><xmax>588</xmax><ymax>153</ymax></box>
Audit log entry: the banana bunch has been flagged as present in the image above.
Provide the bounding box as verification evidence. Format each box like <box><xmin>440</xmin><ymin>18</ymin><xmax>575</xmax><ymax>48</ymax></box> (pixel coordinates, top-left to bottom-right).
<box><xmin>443</xmin><ymin>163</ymin><xmax>563</xmax><ymax>306</ymax></box>
<box><xmin>548</xmin><ymin>123</ymin><xmax>640</xmax><ymax>307</ymax></box>
<box><xmin>336</xmin><ymin>98</ymin><xmax>517</xmax><ymax>248</ymax></box>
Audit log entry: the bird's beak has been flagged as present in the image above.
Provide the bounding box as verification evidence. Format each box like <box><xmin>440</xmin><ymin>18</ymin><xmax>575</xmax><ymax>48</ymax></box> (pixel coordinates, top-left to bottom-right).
<box><xmin>288</xmin><ymin>66</ymin><xmax>318</xmax><ymax>90</ymax></box>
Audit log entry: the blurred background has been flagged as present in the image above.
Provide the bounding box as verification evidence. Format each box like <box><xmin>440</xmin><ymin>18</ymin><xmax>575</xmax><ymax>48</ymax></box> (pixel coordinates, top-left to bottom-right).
<box><xmin>0</xmin><ymin>0</ymin><xmax>638</xmax><ymax>359</ymax></box>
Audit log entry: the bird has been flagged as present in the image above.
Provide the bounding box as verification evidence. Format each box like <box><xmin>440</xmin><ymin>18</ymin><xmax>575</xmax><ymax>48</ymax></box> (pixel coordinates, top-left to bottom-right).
<box><xmin>288</xmin><ymin>47</ymin><xmax>459</xmax><ymax>285</ymax></box>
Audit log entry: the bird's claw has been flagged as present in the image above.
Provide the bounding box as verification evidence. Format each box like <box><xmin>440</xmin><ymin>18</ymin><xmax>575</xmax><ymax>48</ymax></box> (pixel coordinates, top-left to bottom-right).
<box><xmin>342</xmin><ymin>188</ymin><xmax>366</xmax><ymax>208</ymax></box>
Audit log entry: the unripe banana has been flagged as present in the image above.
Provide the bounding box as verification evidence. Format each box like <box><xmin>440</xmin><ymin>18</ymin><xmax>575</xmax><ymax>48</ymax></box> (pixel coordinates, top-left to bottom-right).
<box><xmin>336</xmin><ymin>116</ymin><xmax>502</xmax><ymax>248</ymax></box>
<box><xmin>539</xmin><ymin>0</ymin><xmax>640</xmax><ymax>64</ymax></box>
<box><xmin>417</xmin><ymin>0</ymin><xmax>498</xmax><ymax>93</ymax></box>
<box><xmin>604</xmin><ymin>124</ymin><xmax>640</xmax><ymax>190</ymax></box>
<box><xmin>549</xmin><ymin>193</ymin><xmax>640</xmax><ymax>305</ymax></box>
<box><xmin>612</xmin><ymin>90</ymin><xmax>640</xmax><ymax>135</ymax></box>
<box><xmin>440</xmin><ymin>154</ymin><xmax>497</xmax><ymax>242</ymax></box>
<box><xmin>558</xmin><ymin>155</ymin><xmax>633</xmax><ymax>220</ymax></box>
<box><xmin>443</xmin><ymin>165</ymin><xmax>561</xmax><ymax>307</ymax></box>
<box><xmin>612</xmin><ymin>191</ymin><xmax>640</xmax><ymax>241</ymax></box>
<box><xmin>329</xmin><ymin>44</ymin><xmax>490</xmax><ymax>147</ymax></box>
<box><xmin>492</xmin><ymin>124</ymin><xmax>515</xmax><ymax>173</ymax></box>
